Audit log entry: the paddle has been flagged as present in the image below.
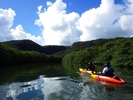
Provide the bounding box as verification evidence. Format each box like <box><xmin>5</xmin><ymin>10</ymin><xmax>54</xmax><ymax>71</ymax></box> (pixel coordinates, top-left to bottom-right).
<box><xmin>113</xmin><ymin>71</ymin><xmax>121</xmax><ymax>76</ymax></box>
<box><xmin>79</xmin><ymin>68</ymin><xmax>92</xmax><ymax>75</ymax></box>
<box><xmin>93</xmin><ymin>71</ymin><xmax>121</xmax><ymax>76</ymax></box>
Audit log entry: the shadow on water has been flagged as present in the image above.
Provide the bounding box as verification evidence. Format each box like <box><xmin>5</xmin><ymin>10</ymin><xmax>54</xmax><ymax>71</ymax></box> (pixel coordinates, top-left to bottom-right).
<box><xmin>0</xmin><ymin>63</ymin><xmax>133</xmax><ymax>100</ymax></box>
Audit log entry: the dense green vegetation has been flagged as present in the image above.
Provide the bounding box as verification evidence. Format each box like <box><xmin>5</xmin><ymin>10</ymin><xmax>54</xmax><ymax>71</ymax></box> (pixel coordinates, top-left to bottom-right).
<box><xmin>1</xmin><ymin>37</ymin><xmax>133</xmax><ymax>70</ymax></box>
<box><xmin>1</xmin><ymin>37</ymin><xmax>133</xmax><ymax>85</ymax></box>
<box><xmin>62</xmin><ymin>37</ymin><xmax>133</xmax><ymax>69</ymax></box>
<box><xmin>2</xmin><ymin>39</ymin><xmax>67</xmax><ymax>54</ymax></box>
<box><xmin>0</xmin><ymin>43</ymin><xmax>61</xmax><ymax>66</ymax></box>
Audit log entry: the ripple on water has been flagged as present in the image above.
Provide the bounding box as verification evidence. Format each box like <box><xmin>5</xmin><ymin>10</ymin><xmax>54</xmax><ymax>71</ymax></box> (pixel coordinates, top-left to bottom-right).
<box><xmin>80</xmin><ymin>84</ymin><xmax>113</xmax><ymax>100</ymax></box>
<box><xmin>75</xmin><ymin>74</ymin><xmax>133</xmax><ymax>100</ymax></box>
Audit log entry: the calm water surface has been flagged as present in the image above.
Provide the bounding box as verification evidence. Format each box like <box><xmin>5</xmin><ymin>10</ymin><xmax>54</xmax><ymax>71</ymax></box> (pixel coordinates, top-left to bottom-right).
<box><xmin>0</xmin><ymin>64</ymin><xmax>133</xmax><ymax>100</ymax></box>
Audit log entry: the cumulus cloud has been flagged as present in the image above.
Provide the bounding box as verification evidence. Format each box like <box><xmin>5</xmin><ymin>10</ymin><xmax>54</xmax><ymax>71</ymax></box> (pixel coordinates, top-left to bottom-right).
<box><xmin>35</xmin><ymin>0</ymin><xmax>81</xmax><ymax>45</ymax></box>
<box><xmin>35</xmin><ymin>0</ymin><xmax>133</xmax><ymax>45</ymax></box>
<box><xmin>10</xmin><ymin>25</ymin><xmax>44</xmax><ymax>45</ymax></box>
<box><xmin>0</xmin><ymin>8</ymin><xmax>44</xmax><ymax>45</ymax></box>
<box><xmin>77</xmin><ymin>0</ymin><xmax>133</xmax><ymax>41</ymax></box>
<box><xmin>0</xmin><ymin>8</ymin><xmax>15</xmax><ymax>41</ymax></box>
<box><xmin>1</xmin><ymin>0</ymin><xmax>133</xmax><ymax>46</ymax></box>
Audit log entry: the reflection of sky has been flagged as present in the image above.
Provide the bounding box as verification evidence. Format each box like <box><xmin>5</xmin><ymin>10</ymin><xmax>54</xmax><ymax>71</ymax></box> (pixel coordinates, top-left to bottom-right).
<box><xmin>0</xmin><ymin>74</ymin><xmax>124</xmax><ymax>100</ymax></box>
<box><xmin>42</xmin><ymin>76</ymin><xmax>83</xmax><ymax>100</ymax></box>
<box><xmin>0</xmin><ymin>75</ymin><xmax>83</xmax><ymax>100</ymax></box>
<box><xmin>1</xmin><ymin>72</ymin><xmax>132</xmax><ymax>100</ymax></box>
<box><xmin>0</xmin><ymin>75</ymin><xmax>45</xmax><ymax>100</ymax></box>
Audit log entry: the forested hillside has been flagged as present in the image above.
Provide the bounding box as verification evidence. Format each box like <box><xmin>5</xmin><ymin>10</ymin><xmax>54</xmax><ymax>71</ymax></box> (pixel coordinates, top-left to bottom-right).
<box><xmin>65</xmin><ymin>37</ymin><xmax>123</xmax><ymax>53</ymax></box>
<box><xmin>2</xmin><ymin>39</ymin><xmax>67</xmax><ymax>54</ymax></box>
<box><xmin>0</xmin><ymin>43</ymin><xmax>62</xmax><ymax>66</ymax></box>
<box><xmin>1</xmin><ymin>37</ymin><xmax>133</xmax><ymax>69</ymax></box>
<box><xmin>62</xmin><ymin>37</ymin><xmax>133</xmax><ymax>69</ymax></box>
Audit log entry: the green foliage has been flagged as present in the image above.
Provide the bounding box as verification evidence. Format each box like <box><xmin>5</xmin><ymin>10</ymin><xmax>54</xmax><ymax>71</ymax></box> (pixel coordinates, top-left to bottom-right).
<box><xmin>0</xmin><ymin>43</ymin><xmax>62</xmax><ymax>66</ymax></box>
<box><xmin>62</xmin><ymin>47</ymin><xmax>98</xmax><ymax>64</ymax></box>
<box><xmin>63</xmin><ymin>37</ymin><xmax>133</xmax><ymax>69</ymax></box>
<box><xmin>1</xmin><ymin>37</ymin><xmax>133</xmax><ymax>69</ymax></box>
<box><xmin>2</xmin><ymin>39</ymin><xmax>67</xmax><ymax>54</ymax></box>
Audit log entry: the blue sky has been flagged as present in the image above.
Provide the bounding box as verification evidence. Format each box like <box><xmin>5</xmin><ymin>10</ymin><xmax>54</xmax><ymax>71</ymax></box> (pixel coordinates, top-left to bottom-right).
<box><xmin>0</xmin><ymin>0</ymin><xmax>101</xmax><ymax>36</ymax></box>
<box><xmin>0</xmin><ymin>0</ymin><xmax>133</xmax><ymax>46</ymax></box>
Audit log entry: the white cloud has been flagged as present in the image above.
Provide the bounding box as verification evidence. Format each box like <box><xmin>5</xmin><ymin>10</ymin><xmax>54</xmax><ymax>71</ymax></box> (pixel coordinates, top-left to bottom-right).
<box><xmin>0</xmin><ymin>8</ymin><xmax>44</xmax><ymax>45</ymax></box>
<box><xmin>35</xmin><ymin>0</ymin><xmax>133</xmax><ymax>45</ymax></box>
<box><xmin>46</xmin><ymin>1</ymin><xmax>53</xmax><ymax>6</ymax></box>
<box><xmin>10</xmin><ymin>25</ymin><xmax>44</xmax><ymax>45</ymax></box>
<box><xmin>1</xmin><ymin>0</ymin><xmax>133</xmax><ymax>46</ymax></box>
<box><xmin>35</xmin><ymin>0</ymin><xmax>81</xmax><ymax>45</ymax></box>
<box><xmin>0</xmin><ymin>8</ymin><xmax>15</xmax><ymax>41</ymax></box>
<box><xmin>77</xmin><ymin>0</ymin><xmax>133</xmax><ymax>41</ymax></box>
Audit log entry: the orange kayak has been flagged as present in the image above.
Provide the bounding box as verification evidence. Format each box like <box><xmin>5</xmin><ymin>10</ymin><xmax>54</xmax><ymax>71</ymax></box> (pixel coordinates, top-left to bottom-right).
<box><xmin>79</xmin><ymin>68</ymin><xmax>125</xmax><ymax>84</ymax></box>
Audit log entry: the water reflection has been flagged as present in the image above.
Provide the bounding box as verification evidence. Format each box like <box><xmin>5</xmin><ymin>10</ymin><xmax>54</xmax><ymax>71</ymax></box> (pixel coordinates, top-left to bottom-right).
<box><xmin>41</xmin><ymin>76</ymin><xmax>82</xmax><ymax>100</ymax></box>
<box><xmin>78</xmin><ymin>72</ymin><xmax>133</xmax><ymax>100</ymax></box>
<box><xmin>1</xmin><ymin>75</ymin><xmax>45</xmax><ymax>100</ymax></box>
<box><xmin>0</xmin><ymin>75</ymin><xmax>83</xmax><ymax>100</ymax></box>
<box><xmin>0</xmin><ymin>64</ymin><xmax>133</xmax><ymax>100</ymax></box>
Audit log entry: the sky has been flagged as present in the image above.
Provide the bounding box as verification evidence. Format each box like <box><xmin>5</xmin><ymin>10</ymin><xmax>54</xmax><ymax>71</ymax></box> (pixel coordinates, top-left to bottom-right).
<box><xmin>0</xmin><ymin>0</ymin><xmax>133</xmax><ymax>46</ymax></box>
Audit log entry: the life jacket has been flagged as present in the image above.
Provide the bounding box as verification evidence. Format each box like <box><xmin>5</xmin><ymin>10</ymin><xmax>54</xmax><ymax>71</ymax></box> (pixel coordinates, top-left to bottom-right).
<box><xmin>89</xmin><ymin>64</ymin><xmax>95</xmax><ymax>71</ymax></box>
<box><xmin>105</xmin><ymin>67</ymin><xmax>114</xmax><ymax>77</ymax></box>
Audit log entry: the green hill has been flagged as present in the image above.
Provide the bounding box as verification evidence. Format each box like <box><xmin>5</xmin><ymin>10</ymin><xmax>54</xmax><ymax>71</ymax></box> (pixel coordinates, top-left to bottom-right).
<box><xmin>66</xmin><ymin>37</ymin><xmax>123</xmax><ymax>52</ymax></box>
<box><xmin>0</xmin><ymin>42</ymin><xmax>62</xmax><ymax>66</ymax></box>
<box><xmin>2</xmin><ymin>39</ymin><xmax>67</xmax><ymax>54</ymax></box>
<box><xmin>1</xmin><ymin>37</ymin><xmax>133</xmax><ymax>69</ymax></box>
<box><xmin>62</xmin><ymin>37</ymin><xmax>133</xmax><ymax>69</ymax></box>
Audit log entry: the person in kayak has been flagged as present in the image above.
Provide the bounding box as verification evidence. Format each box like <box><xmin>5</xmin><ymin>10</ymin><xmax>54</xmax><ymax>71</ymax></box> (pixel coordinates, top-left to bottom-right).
<box><xmin>102</xmin><ymin>61</ymin><xmax>114</xmax><ymax>77</ymax></box>
<box><xmin>86</xmin><ymin>61</ymin><xmax>96</xmax><ymax>73</ymax></box>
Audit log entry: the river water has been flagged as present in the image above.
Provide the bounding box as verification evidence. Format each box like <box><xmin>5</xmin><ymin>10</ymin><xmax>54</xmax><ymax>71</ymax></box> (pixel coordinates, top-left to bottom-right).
<box><xmin>0</xmin><ymin>64</ymin><xmax>133</xmax><ymax>100</ymax></box>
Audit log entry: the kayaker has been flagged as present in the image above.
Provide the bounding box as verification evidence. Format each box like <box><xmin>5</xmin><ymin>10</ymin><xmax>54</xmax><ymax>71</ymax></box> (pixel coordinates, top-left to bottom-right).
<box><xmin>86</xmin><ymin>61</ymin><xmax>96</xmax><ymax>73</ymax></box>
<box><xmin>102</xmin><ymin>61</ymin><xmax>114</xmax><ymax>77</ymax></box>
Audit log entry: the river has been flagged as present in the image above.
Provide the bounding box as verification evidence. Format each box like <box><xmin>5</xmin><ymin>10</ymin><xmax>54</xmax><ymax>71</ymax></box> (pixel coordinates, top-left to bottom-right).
<box><xmin>0</xmin><ymin>63</ymin><xmax>133</xmax><ymax>100</ymax></box>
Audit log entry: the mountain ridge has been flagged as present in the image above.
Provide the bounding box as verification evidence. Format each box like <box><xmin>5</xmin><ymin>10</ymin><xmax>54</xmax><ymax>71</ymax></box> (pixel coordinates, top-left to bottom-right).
<box><xmin>2</xmin><ymin>39</ymin><xmax>67</xmax><ymax>54</ymax></box>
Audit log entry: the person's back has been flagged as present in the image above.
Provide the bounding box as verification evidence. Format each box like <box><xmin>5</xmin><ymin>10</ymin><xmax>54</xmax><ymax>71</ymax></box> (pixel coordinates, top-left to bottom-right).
<box><xmin>102</xmin><ymin>61</ymin><xmax>114</xmax><ymax>77</ymax></box>
<box><xmin>87</xmin><ymin>61</ymin><xmax>95</xmax><ymax>70</ymax></box>
<box><xmin>104</xmin><ymin>67</ymin><xmax>114</xmax><ymax>77</ymax></box>
<box><xmin>86</xmin><ymin>61</ymin><xmax>96</xmax><ymax>73</ymax></box>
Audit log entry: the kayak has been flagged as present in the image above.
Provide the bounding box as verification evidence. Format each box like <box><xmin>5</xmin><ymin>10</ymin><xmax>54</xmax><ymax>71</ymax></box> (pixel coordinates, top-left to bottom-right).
<box><xmin>79</xmin><ymin>68</ymin><xmax>125</xmax><ymax>84</ymax></box>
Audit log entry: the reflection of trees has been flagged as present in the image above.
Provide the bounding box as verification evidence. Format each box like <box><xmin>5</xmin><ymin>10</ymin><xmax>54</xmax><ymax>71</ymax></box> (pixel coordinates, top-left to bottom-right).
<box><xmin>0</xmin><ymin>63</ymin><xmax>66</xmax><ymax>85</ymax></box>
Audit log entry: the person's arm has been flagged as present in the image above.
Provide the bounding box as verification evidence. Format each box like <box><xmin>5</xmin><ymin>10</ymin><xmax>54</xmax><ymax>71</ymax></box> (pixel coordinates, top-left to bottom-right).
<box><xmin>102</xmin><ymin>67</ymin><xmax>107</xmax><ymax>75</ymax></box>
<box><xmin>102</xmin><ymin>68</ymin><xmax>106</xmax><ymax>73</ymax></box>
